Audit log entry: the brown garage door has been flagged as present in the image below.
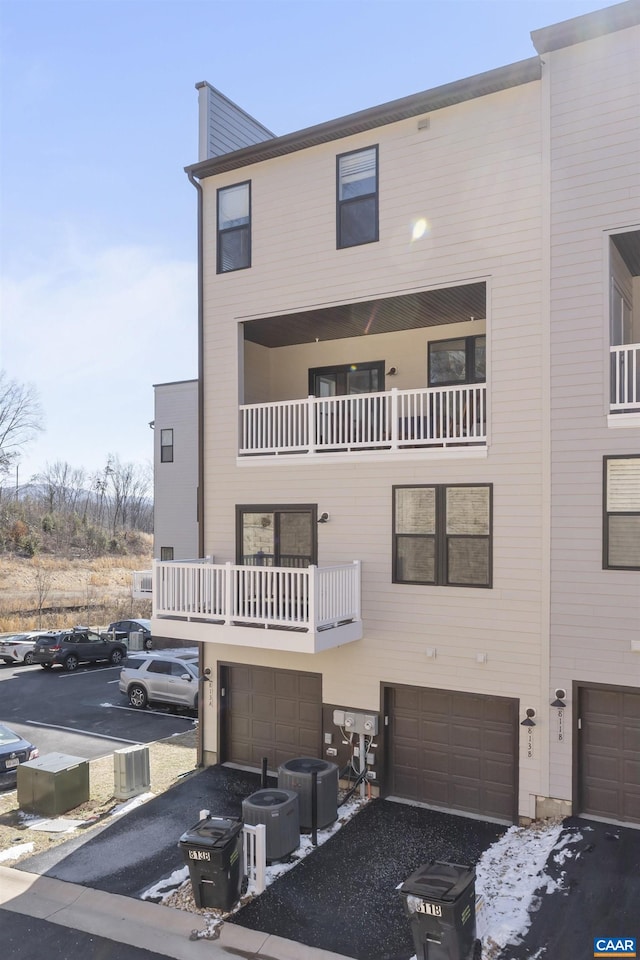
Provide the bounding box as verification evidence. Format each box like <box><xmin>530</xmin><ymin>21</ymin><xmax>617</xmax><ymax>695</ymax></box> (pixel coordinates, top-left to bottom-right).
<box><xmin>386</xmin><ymin>684</ymin><xmax>518</xmax><ymax>823</ymax></box>
<box><xmin>221</xmin><ymin>664</ymin><xmax>322</xmax><ymax>770</ymax></box>
<box><xmin>578</xmin><ymin>685</ymin><xmax>640</xmax><ymax>824</ymax></box>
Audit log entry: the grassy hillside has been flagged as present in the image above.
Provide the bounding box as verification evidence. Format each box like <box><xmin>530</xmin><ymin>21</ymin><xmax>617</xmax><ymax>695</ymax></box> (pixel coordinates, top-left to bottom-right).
<box><xmin>0</xmin><ymin>542</ymin><xmax>152</xmax><ymax>632</ymax></box>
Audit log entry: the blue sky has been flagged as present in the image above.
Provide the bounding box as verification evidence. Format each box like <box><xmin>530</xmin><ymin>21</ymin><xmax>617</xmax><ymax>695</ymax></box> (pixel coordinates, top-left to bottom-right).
<box><xmin>0</xmin><ymin>0</ymin><xmax>625</xmax><ymax>483</ymax></box>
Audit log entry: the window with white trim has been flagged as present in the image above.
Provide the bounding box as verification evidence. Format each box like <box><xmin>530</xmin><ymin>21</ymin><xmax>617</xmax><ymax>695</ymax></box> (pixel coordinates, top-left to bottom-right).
<box><xmin>604</xmin><ymin>456</ymin><xmax>640</xmax><ymax>569</ymax></box>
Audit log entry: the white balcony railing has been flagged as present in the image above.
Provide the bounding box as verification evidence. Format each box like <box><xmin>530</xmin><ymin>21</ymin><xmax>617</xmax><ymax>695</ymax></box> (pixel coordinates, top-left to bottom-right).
<box><xmin>611</xmin><ymin>343</ymin><xmax>640</xmax><ymax>411</ymax></box>
<box><xmin>132</xmin><ymin>570</ymin><xmax>152</xmax><ymax>598</ymax></box>
<box><xmin>239</xmin><ymin>384</ymin><xmax>486</xmax><ymax>456</ymax></box>
<box><xmin>152</xmin><ymin>559</ymin><xmax>361</xmax><ymax>633</ymax></box>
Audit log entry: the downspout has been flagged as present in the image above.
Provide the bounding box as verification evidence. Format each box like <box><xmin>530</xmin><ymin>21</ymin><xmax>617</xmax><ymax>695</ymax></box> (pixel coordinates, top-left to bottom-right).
<box><xmin>187</xmin><ymin>168</ymin><xmax>205</xmax><ymax>767</ymax></box>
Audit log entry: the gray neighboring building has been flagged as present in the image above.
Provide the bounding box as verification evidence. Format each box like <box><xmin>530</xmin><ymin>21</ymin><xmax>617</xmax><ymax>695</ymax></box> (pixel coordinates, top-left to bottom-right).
<box><xmin>153</xmin><ymin>379</ymin><xmax>198</xmax><ymax>561</ymax></box>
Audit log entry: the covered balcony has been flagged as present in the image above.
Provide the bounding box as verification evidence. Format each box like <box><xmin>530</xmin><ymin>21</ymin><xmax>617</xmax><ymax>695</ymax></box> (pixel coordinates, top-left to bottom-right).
<box><xmin>240</xmin><ymin>383</ymin><xmax>486</xmax><ymax>455</ymax></box>
<box><xmin>240</xmin><ymin>281</ymin><xmax>487</xmax><ymax>460</ymax></box>
<box><xmin>149</xmin><ymin>559</ymin><xmax>362</xmax><ymax>654</ymax></box>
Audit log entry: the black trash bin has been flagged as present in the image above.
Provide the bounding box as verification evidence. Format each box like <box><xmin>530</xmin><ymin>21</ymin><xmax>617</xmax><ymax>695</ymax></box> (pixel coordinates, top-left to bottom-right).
<box><xmin>399</xmin><ymin>860</ymin><xmax>477</xmax><ymax>960</ymax></box>
<box><xmin>178</xmin><ymin>816</ymin><xmax>243</xmax><ymax>910</ymax></box>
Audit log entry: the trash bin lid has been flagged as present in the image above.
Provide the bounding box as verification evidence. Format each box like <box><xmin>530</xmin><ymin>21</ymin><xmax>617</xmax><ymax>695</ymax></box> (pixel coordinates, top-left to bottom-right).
<box><xmin>400</xmin><ymin>860</ymin><xmax>475</xmax><ymax>902</ymax></box>
<box><xmin>179</xmin><ymin>816</ymin><xmax>242</xmax><ymax>848</ymax></box>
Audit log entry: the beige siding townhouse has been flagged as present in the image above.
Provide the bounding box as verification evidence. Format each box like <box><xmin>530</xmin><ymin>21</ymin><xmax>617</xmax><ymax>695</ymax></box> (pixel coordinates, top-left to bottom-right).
<box><xmin>532</xmin><ymin>8</ymin><xmax>640</xmax><ymax>825</ymax></box>
<box><xmin>149</xmin><ymin>0</ymin><xmax>640</xmax><ymax>826</ymax></box>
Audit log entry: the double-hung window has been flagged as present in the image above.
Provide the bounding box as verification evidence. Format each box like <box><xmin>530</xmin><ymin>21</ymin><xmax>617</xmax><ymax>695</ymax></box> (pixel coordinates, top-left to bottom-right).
<box><xmin>217</xmin><ymin>181</ymin><xmax>251</xmax><ymax>273</ymax></box>
<box><xmin>603</xmin><ymin>455</ymin><xmax>640</xmax><ymax>569</ymax></box>
<box><xmin>337</xmin><ymin>146</ymin><xmax>378</xmax><ymax>248</ymax></box>
<box><xmin>160</xmin><ymin>429</ymin><xmax>173</xmax><ymax>463</ymax></box>
<box><xmin>393</xmin><ymin>484</ymin><xmax>492</xmax><ymax>587</ymax></box>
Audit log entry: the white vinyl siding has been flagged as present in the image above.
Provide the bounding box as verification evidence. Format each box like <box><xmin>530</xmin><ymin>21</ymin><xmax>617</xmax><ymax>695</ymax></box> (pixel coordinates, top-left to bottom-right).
<box><xmin>546</xmin><ymin>25</ymin><xmax>640</xmax><ymax>807</ymax></box>
<box><xmin>194</xmin><ymin>78</ymin><xmax>548</xmax><ymax>818</ymax></box>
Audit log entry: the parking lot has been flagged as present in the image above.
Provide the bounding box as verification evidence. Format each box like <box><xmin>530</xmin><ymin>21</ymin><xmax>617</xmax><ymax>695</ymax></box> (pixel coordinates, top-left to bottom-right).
<box><xmin>0</xmin><ymin>657</ymin><xmax>196</xmax><ymax>766</ymax></box>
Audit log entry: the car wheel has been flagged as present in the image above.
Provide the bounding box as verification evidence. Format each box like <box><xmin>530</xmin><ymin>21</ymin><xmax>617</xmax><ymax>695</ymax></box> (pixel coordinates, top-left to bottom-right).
<box><xmin>143</xmin><ymin>637</ymin><xmax>152</xmax><ymax>651</ymax></box>
<box><xmin>64</xmin><ymin>654</ymin><xmax>79</xmax><ymax>672</ymax></box>
<box><xmin>129</xmin><ymin>684</ymin><xmax>148</xmax><ymax>709</ymax></box>
<box><xmin>24</xmin><ymin>652</ymin><xmax>35</xmax><ymax>665</ymax></box>
<box><xmin>109</xmin><ymin>649</ymin><xmax>124</xmax><ymax>666</ymax></box>
<box><xmin>193</xmin><ymin>692</ymin><xmax>199</xmax><ymax>712</ymax></box>
<box><xmin>41</xmin><ymin>663</ymin><xmax>53</xmax><ymax>670</ymax></box>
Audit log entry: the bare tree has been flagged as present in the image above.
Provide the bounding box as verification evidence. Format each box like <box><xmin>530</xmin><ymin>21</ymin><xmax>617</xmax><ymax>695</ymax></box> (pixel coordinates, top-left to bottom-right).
<box><xmin>0</xmin><ymin>371</ymin><xmax>43</xmax><ymax>478</ymax></box>
<box><xmin>32</xmin><ymin>561</ymin><xmax>52</xmax><ymax>627</ymax></box>
<box><xmin>104</xmin><ymin>455</ymin><xmax>151</xmax><ymax>535</ymax></box>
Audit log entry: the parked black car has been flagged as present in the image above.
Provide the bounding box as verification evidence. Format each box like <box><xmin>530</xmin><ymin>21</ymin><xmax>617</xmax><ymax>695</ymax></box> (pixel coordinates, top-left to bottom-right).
<box><xmin>0</xmin><ymin>723</ymin><xmax>39</xmax><ymax>789</ymax></box>
<box><xmin>106</xmin><ymin>618</ymin><xmax>152</xmax><ymax>651</ymax></box>
<box><xmin>31</xmin><ymin>627</ymin><xmax>128</xmax><ymax>671</ymax></box>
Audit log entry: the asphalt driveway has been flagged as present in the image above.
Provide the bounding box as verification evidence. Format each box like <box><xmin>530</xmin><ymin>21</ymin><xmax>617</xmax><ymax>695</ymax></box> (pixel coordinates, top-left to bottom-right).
<box><xmin>230</xmin><ymin>798</ymin><xmax>504</xmax><ymax>960</ymax></box>
<box><xmin>15</xmin><ymin>766</ymin><xmax>640</xmax><ymax>960</ymax></box>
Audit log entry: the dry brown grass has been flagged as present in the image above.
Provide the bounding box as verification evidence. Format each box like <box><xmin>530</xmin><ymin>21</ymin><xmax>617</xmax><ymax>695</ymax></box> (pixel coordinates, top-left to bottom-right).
<box><xmin>0</xmin><ymin>551</ymin><xmax>152</xmax><ymax>632</ymax></box>
<box><xmin>0</xmin><ymin>729</ymin><xmax>198</xmax><ymax>864</ymax></box>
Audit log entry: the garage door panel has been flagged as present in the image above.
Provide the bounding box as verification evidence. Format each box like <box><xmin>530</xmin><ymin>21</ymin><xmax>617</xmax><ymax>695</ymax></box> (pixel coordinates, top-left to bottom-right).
<box><xmin>579</xmin><ymin>686</ymin><xmax>640</xmax><ymax>824</ymax></box>
<box><xmin>419</xmin><ymin>719</ymin><xmax>449</xmax><ymax>745</ymax></box>
<box><xmin>224</xmin><ymin>665</ymin><xmax>322</xmax><ymax>768</ymax></box>
<box><xmin>484</xmin><ymin>757</ymin><xmax>515</xmax><ymax>786</ymax></box>
<box><xmin>624</xmin><ymin>726</ymin><xmax>640</xmax><ymax>751</ymax></box>
<box><xmin>275</xmin><ymin>723</ymin><xmax>298</xmax><ymax>746</ymax></box>
<box><xmin>451</xmin><ymin>754</ymin><xmax>481</xmax><ymax>780</ymax></box>
<box><xmin>483</xmin><ymin>788</ymin><xmax>515</xmax><ymax>820</ymax></box>
<box><xmin>420</xmin><ymin>748</ymin><xmax>449</xmax><ymax>775</ymax></box>
<box><xmin>422</xmin><ymin>690</ymin><xmax>450</xmax><ymax>714</ymax></box>
<box><xmin>395</xmin><ymin>744</ymin><xmax>419</xmax><ymax>767</ymax></box>
<box><xmin>483</xmin><ymin>729</ymin><xmax>516</xmax><ymax>756</ymax></box>
<box><xmin>252</xmin><ymin>668</ymin><xmax>277</xmax><ymax>694</ymax></box>
<box><xmin>583</xmin><ymin>689</ymin><xmax>620</xmax><ymax>716</ymax></box>
<box><xmin>299</xmin><ymin>701</ymin><xmax>321</xmax><ymax>724</ymax></box>
<box><xmin>451</xmin><ymin>782</ymin><xmax>481</xmax><ymax>811</ymax></box>
<box><xmin>229</xmin><ymin>716</ymin><xmax>250</xmax><ymax>739</ymax></box>
<box><xmin>252</xmin><ymin>719</ymin><xmax>275</xmax><ymax>740</ymax></box>
<box><xmin>274</xmin><ymin>698</ymin><xmax>297</xmax><ymax>721</ymax></box>
<box><xmin>420</xmin><ymin>774</ymin><xmax>449</xmax><ymax>806</ymax></box>
<box><xmin>624</xmin><ymin>693</ymin><xmax>640</xmax><ymax>719</ymax></box>
<box><xmin>451</xmin><ymin>724</ymin><xmax>481</xmax><ymax>751</ymax></box>
<box><xmin>584</xmin><ymin>720</ymin><xmax>621</xmax><ymax>749</ymax></box>
<box><xmin>624</xmin><ymin>793</ymin><xmax>640</xmax><ymax>820</ymax></box>
<box><xmin>395</xmin><ymin>717</ymin><xmax>419</xmax><ymax>740</ymax></box>
<box><xmin>231</xmin><ymin>691</ymin><xmax>251</xmax><ymax>713</ymax></box>
<box><xmin>388</xmin><ymin>684</ymin><xmax>517</xmax><ymax>822</ymax></box>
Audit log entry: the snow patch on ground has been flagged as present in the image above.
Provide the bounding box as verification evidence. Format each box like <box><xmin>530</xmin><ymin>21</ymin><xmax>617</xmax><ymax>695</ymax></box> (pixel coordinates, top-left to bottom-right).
<box><xmin>476</xmin><ymin>821</ymin><xmax>583</xmax><ymax>958</ymax></box>
<box><xmin>0</xmin><ymin>841</ymin><xmax>34</xmax><ymax>862</ymax></box>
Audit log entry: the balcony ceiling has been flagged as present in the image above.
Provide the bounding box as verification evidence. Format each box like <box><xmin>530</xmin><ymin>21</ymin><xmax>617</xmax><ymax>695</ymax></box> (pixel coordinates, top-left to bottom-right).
<box><xmin>613</xmin><ymin>230</ymin><xmax>640</xmax><ymax>277</ymax></box>
<box><xmin>243</xmin><ymin>282</ymin><xmax>486</xmax><ymax>348</ymax></box>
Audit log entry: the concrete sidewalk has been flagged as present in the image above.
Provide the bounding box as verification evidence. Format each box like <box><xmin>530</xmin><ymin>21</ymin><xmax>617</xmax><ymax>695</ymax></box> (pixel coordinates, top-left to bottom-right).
<box><xmin>0</xmin><ymin>865</ymin><xmax>354</xmax><ymax>960</ymax></box>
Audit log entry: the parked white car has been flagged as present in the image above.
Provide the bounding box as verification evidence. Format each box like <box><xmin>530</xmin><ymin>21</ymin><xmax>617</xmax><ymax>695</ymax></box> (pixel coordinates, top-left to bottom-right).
<box><xmin>119</xmin><ymin>653</ymin><xmax>199</xmax><ymax>711</ymax></box>
<box><xmin>0</xmin><ymin>632</ymin><xmax>47</xmax><ymax>666</ymax></box>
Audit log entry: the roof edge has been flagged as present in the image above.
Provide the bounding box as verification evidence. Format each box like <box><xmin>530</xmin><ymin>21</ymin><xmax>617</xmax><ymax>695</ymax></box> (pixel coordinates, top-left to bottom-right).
<box><xmin>532</xmin><ymin>0</ymin><xmax>640</xmax><ymax>54</ymax></box>
<box><xmin>186</xmin><ymin>57</ymin><xmax>540</xmax><ymax>180</ymax></box>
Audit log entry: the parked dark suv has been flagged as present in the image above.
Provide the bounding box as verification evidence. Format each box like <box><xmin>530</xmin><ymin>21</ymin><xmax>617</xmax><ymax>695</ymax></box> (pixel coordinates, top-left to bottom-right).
<box><xmin>32</xmin><ymin>627</ymin><xmax>128</xmax><ymax>672</ymax></box>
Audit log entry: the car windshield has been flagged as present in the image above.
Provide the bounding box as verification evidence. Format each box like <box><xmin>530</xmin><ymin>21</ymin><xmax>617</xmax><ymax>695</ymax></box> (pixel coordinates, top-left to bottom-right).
<box><xmin>0</xmin><ymin>725</ymin><xmax>20</xmax><ymax>746</ymax></box>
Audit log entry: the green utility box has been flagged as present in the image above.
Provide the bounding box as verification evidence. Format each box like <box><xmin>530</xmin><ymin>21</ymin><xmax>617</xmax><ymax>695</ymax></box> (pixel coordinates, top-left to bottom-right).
<box><xmin>17</xmin><ymin>752</ymin><xmax>90</xmax><ymax>817</ymax></box>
